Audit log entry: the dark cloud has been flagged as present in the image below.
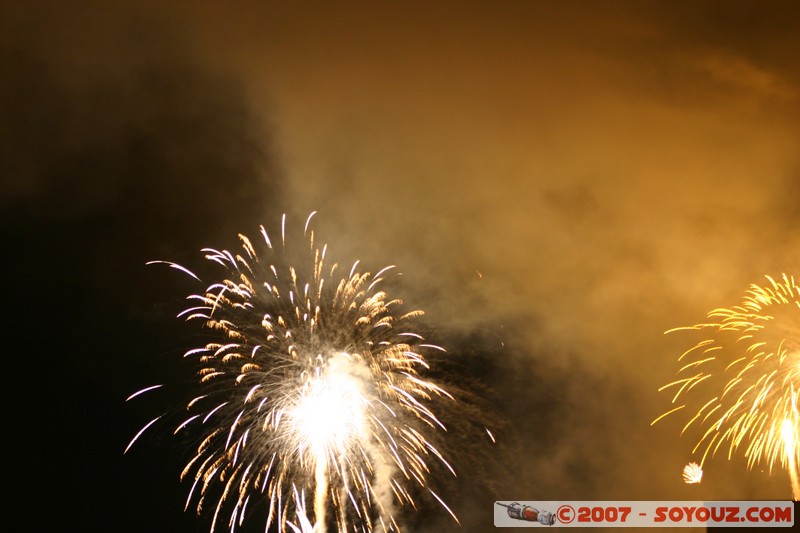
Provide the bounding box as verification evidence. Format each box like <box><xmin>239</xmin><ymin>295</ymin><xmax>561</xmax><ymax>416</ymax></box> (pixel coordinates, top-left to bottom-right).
<box><xmin>1</xmin><ymin>3</ymin><xmax>281</xmax><ymax>530</ymax></box>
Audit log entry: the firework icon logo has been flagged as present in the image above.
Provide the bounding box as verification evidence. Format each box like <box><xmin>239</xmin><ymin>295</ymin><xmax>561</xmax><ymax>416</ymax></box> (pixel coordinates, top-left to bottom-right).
<box><xmin>496</xmin><ymin>501</ymin><xmax>556</xmax><ymax>525</ymax></box>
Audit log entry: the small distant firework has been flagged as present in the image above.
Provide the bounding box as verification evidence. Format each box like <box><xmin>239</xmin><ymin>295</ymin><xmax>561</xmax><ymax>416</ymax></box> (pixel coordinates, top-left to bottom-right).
<box><xmin>682</xmin><ymin>462</ymin><xmax>703</xmax><ymax>484</ymax></box>
<box><xmin>126</xmin><ymin>213</ymin><xmax>457</xmax><ymax>532</ymax></box>
<box><xmin>653</xmin><ymin>274</ymin><xmax>800</xmax><ymax>499</ymax></box>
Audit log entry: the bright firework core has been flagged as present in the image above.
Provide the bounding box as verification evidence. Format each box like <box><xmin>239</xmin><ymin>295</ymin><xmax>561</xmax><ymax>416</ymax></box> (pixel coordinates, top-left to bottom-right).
<box><xmin>783</xmin><ymin>415</ymin><xmax>800</xmax><ymax>500</ymax></box>
<box><xmin>290</xmin><ymin>353</ymin><xmax>369</xmax><ymax>533</ymax></box>
<box><xmin>291</xmin><ymin>353</ymin><xmax>367</xmax><ymax>459</ymax></box>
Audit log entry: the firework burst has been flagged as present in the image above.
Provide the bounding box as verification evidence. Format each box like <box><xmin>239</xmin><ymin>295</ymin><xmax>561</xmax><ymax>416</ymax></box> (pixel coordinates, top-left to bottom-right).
<box><xmin>682</xmin><ymin>462</ymin><xmax>703</xmax><ymax>484</ymax></box>
<box><xmin>653</xmin><ymin>274</ymin><xmax>800</xmax><ymax>498</ymax></box>
<box><xmin>126</xmin><ymin>213</ymin><xmax>457</xmax><ymax>531</ymax></box>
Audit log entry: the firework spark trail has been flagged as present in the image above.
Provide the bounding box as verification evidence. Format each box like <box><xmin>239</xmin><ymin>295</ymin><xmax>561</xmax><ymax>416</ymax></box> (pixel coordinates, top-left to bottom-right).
<box><xmin>654</xmin><ymin>274</ymin><xmax>800</xmax><ymax>498</ymax></box>
<box><xmin>126</xmin><ymin>213</ymin><xmax>457</xmax><ymax>531</ymax></box>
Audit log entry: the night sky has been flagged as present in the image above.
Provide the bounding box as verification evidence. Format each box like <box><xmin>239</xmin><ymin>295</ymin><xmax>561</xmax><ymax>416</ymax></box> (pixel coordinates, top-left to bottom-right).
<box><xmin>4</xmin><ymin>2</ymin><xmax>800</xmax><ymax>531</ymax></box>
